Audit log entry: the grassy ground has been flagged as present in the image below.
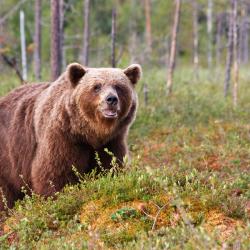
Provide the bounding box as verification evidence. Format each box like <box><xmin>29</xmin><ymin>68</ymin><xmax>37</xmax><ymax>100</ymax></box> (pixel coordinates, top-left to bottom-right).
<box><xmin>0</xmin><ymin>67</ymin><xmax>249</xmax><ymax>249</ymax></box>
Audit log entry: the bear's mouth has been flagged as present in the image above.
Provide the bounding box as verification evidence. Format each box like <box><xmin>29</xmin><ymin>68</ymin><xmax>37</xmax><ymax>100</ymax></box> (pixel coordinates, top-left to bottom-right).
<box><xmin>102</xmin><ymin>109</ymin><xmax>118</xmax><ymax>119</ymax></box>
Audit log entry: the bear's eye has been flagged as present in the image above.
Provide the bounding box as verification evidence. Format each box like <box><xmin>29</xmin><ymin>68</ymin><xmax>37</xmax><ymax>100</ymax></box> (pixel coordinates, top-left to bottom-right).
<box><xmin>93</xmin><ymin>84</ymin><xmax>102</xmax><ymax>93</ymax></box>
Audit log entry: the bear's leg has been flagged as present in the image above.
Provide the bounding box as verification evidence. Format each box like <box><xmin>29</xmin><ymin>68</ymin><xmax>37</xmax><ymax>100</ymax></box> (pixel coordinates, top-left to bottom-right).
<box><xmin>0</xmin><ymin>178</ymin><xmax>19</xmax><ymax>210</ymax></box>
<box><xmin>31</xmin><ymin>160</ymin><xmax>71</xmax><ymax>197</ymax></box>
<box><xmin>31</xmin><ymin>141</ymin><xmax>90</xmax><ymax>197</ymax></box>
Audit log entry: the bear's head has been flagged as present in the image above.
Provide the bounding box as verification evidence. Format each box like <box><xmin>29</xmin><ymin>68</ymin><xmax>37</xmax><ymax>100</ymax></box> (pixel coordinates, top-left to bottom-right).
<box><xmin>65</xmin><ymin>63</ymin><xmax>142</xmax><ymax>143</ymax></box>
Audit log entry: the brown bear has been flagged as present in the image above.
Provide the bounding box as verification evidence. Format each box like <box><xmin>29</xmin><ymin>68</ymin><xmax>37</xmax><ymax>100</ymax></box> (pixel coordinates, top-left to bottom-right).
<box><xmin>0</xmin><ymin>63</ymin><xmax>142</xmax><ymax>210</ymax></box>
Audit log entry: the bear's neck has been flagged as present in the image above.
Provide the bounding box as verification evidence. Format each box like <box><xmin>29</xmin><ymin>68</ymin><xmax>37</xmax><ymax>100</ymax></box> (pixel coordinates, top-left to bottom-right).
<box><xmin>66</xmin><ymin>100</ymin><xmax>118</xmax><ymax>149</ymax></box>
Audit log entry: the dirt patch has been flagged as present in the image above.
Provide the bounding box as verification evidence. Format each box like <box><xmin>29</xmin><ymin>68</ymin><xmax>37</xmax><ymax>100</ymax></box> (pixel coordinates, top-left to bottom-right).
<box><xmin>79</xmin><ymin>196</ymin><xmax>245</xmax><ymax>243</ymax></box>
<box><xmin>205</xmin><ymin>210</ymin><xmax>244</xmax><ymax>240</ymax></box>
<box><xmin>79</xmin><ymin>195</ymin><xmax>172</xmax><ymax>233</ymax></box>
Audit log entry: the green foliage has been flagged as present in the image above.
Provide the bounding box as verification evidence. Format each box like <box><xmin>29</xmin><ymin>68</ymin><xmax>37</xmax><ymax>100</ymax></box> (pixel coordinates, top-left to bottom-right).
<box><xmin>111</xmin><ymin>207</ymin><xmax>138</xmax><ymax>222</ymax></box>
<box><xmin>1</xmin><ymin>165</ymin><xmax>249</xmax><ymax>248</ymax></box>
<box><xmin>0</xmin><ymin>0</ymin><xmax>238</xmax><ymax>70</ymax></box>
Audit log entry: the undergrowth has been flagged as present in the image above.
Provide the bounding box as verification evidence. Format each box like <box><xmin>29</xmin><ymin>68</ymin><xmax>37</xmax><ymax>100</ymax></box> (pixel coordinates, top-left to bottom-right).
<box><xmin>0</xmin><ymin>67</ymin><xmax>249</xmax><ymax>249</ymax></box>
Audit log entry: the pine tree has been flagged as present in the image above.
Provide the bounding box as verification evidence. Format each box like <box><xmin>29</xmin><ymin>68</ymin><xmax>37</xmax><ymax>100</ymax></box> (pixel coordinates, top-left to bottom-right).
<box><xmin>82</xmin><ymin>0</ymin><xmax>90</xmax><ymax>66</ymax></box>
<box><xmin>50</xmin><ymin>0</ymin><xmax>61</xmax><ymax>80</ymax></box>
<box><xmin>34</xmin><ymin>0</ymin><xmax>41</xmax><ymax>80</ymax></box>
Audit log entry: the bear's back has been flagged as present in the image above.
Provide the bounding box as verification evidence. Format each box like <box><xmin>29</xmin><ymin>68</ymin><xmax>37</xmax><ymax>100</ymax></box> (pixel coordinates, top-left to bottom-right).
<box><xmin>0</xmin><ymin>83</ymin><xmax>50</xmax><ymax>190</ymax></box>
<box><xmin>0</xmin><ymin>83</ymin><xmax>50</xmax><ymax>120</ymax></box>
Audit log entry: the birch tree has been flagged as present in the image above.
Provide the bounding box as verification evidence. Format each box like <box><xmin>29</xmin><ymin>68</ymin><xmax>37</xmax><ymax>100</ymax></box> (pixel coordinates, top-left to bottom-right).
<box><xmin>20</xmin><ymin>10</ymin><xmax>27</xmax><ymax>81</ymax></box>
<box><xmin>224</xmin><ymin>8</ymin><xmax>233</xmax><ymax>97</ymax></box>
<box><xmin>166</xmin><ymin>0</ymin><xmax>181</xmax><ymax>96</ymax></box>
<box><xmin>82</xmin><ymin>0</ymin><xmax>90</xmax><ymax>66</ymax></box>
<box><xmin>34</xmin><ymin>0</ymin><xmax>41</xmax><ymax>80</ymax></box>
<box><xmin>50</xmin><ymin>0</ymin><xmax>61</xmax><ymax>80</ymax></box>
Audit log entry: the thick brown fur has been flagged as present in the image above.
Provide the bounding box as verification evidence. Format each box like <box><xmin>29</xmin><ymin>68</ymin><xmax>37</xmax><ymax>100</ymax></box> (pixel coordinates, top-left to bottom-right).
<box><xmin>0</xmin><ymin>63</ymin><xmax>142</xmax><ymax>209</ymax></box>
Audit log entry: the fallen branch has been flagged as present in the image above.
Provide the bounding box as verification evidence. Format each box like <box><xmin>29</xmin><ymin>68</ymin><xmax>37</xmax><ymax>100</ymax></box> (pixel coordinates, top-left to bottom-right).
<box><xmin>1</xmin><ymin>54</ymin><xmax>24</xmax><ymax>83</ymax></box>
<box><xmin>151</xmin><ymin>203</ymin><xmax>168</xmax><ymax>230</ymax></box>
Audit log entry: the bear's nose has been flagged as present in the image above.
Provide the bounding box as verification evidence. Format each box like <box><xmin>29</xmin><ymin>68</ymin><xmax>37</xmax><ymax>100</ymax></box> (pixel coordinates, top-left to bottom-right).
<box><xmin>106</xmin><ymin>95</ymin><xmax>118</xmax><ymax>106</ymax></box>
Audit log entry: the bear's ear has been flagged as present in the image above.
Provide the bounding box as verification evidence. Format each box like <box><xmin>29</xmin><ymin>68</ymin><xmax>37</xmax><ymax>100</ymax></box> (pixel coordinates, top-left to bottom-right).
<box><xmin>123</xmin><ymin>64</ymin><xmax>142</xmax><ymax>85</ymax></box>
<box><xmin>66</xmin><ymin>63</ymin><xmax>87</xmax><ymax>86</ymax></box>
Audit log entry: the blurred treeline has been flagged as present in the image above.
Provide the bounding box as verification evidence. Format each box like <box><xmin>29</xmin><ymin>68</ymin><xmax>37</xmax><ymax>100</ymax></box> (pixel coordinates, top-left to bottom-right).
<box><xmin>0</xmin><ymin>0</ymin><xmax>249</xmax><ymax>76</ymax></box>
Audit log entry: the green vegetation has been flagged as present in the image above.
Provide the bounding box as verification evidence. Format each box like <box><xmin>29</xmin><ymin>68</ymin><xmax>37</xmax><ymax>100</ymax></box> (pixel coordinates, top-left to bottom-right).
<box><xmin>1</xmin><ymin>0</ymin><xmax>249</xmax><ymax>248</ymax></box>
<box><xmin>0</xmin><ymin>67</ymin><xmax>249</xmax><ymax>249</ymax></box>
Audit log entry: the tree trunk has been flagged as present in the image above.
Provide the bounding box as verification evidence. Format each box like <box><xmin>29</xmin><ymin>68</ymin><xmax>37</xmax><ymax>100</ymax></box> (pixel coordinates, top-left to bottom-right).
<box><xmin>34</xmin><ymin>0</ymin><xmax>41</xmax><ymax>80</ymax></box>
<box><xmin>50</xmin><ymin>0</ymin><xmax>61</xmax><ymax>80</ymax></box>
<box><xmin>166</xmin><ymin>0</ymin><xmax>181</xmax><ymax>96</ymax></box>
<box><xmin>224</xmin><ymin>8</ymin><xmax>234</xmax><ymax>97</ymax></box>
<box><xmin>20</xmin><ymin>10</ymin><xmax>27</xmax><ymax>81</ymax></box>
<box><xmin>242</xmin><ymin>18</ymin><xmax>249</xmax><ymax>64</ymax></box>
<box><xmin>82</xmin><ymin>0</ymin><xmax>90</xmax><ymax>66</ymax></box>
<box><xmin>129</xmin><ymin>0</ymin><xmax>138</xmax><ymax>63</ymax></box>
<box><xmin>111</xmin><ymin>7</ymin><xmax>116</xmax><ymax>68</ymax></box>
<box><xmin>59</xmin><ymin>0</ymin><xmax>65</xmax><ymax>69</ymax></box>
<box><xmin>216</xmin><ymin>14</ymin><xmax>222</xmax><ymax>67</ymax></box>
<box><xmin>192</xmin><ymin>0</ymin><xmax>199</xmax><ymax>79</ymax></box>
<box><xmin>232</xmin><ymin>0</ymin><xmax>239</xmax><ymax>108</ymax></box>
<box><xmin>239</xmin><ymin>5</ymin><xmax>248</xmax><ymax>65</ymax></box>
<box><xmin>144</xmin><ymin>0</ymin><xmax>152</xmax><ymax>58</ymax></box>
<box><xmin>207</xmin><ymin>0</ymin><xmax>213</xmax><ymax>68</ymax></box>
